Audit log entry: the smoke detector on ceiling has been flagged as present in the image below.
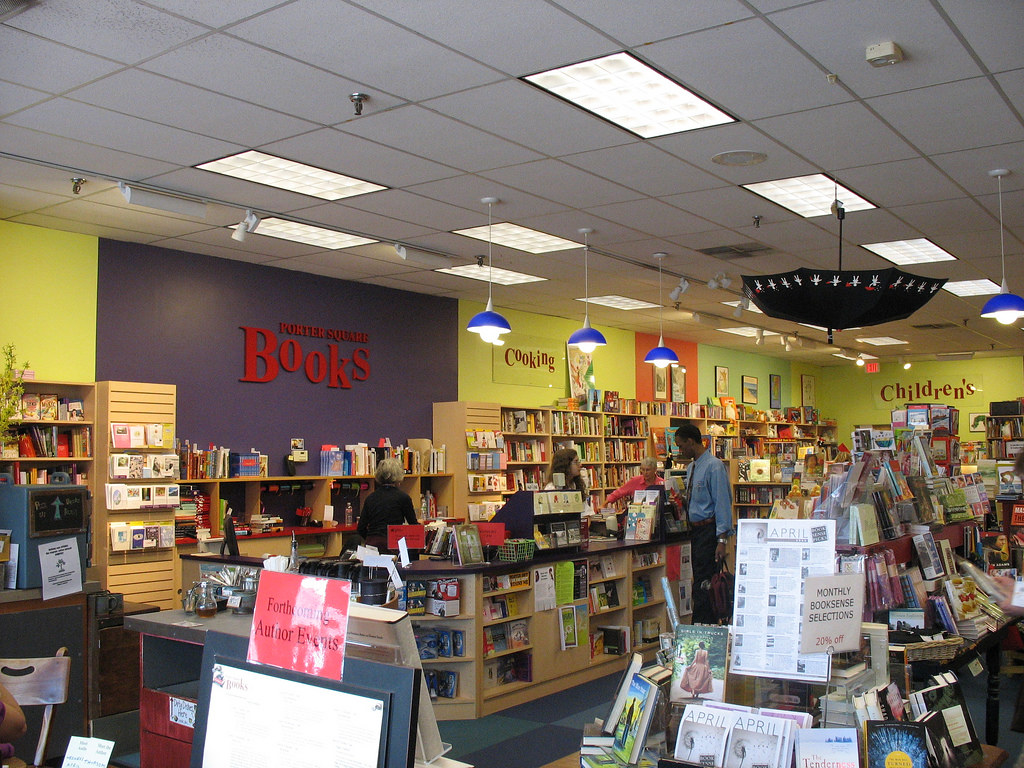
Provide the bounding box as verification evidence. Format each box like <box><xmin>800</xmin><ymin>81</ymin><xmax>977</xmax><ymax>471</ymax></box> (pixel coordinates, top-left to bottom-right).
<box><xmin>866</xmin><ymin>41</ymin><xmax>904</xmax><ymax>67</ymax></box>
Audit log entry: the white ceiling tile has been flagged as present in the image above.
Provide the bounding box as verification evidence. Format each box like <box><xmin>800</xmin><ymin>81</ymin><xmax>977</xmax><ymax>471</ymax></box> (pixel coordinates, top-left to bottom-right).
<box><xmin>338</xmin><ymin>190</ymin><xmax>483</xmax><ymax>233</ymax></box>
<box><xmin>5</xmin><ymin>98</ymin><xmax>241</xmax><ymax>164</ymax></box>
<box><xmin>67</xmin><ymin>69</ymin><xmax>318</xmax><ymax>148</ymax></box>
<box><xmin>6</xmin><ymin>0</ymin><xmax>207</xmax><ymax>64</ymax></box>
<box><xmin>229</xmin><ymin>0</ymin><xmax>501</xmax><ymax>101</ymax></box>
<box><xmin>0</xmin><ymin>122</ymin><xmax>179</xmax><ymax>180</ymax></box>
<box><xmin>0</xmin><ymin>26</ymin><xmax>123</xmax><ymax>94</ymax></box>
<box><xmin>642</xmin><ymin>18</ymin><xmax>840</xmax><ymax>121</ymax></box>
<box><xmin>550</xmin><ymin>0</ymin><xmax>753</xmax><ymax>47</ymax></box>
<box><xmin>140</xmin><ymin>35</ymin><xmax>392</xmax><ymax>126</ymax></box>
<box><xmin>890</xmin><ymin>198</ymin><xmax>995</xmax><ymax>236</ymax></box>
<box><xmin>141</xmin><ymin>0</ymin><xmax>286</xmax><ymax>29</ymax></box>
<box><xmin>0</xmin><ymin>81</ymin><xmax>50</xmax><ymax>117</ymax></box>
<box><xmin>929</xmin><ymin>142</ymin><xmax>1024</xmax><ymax>196</ymax></box>
<box><xmin>480</xmin><ymin>159</ymin><xmax>644</xmax><ymax>209</ymax></box>
<box><xmin>770</xmin><ymin>0</ymin><xmax>983</xmax><ymax>98</ymax></box>
<box><xmin>837</xmin><ymin>158</ymin><xmax>965</xmax><ymax>208</ymax></box>
<box><xmin>423</xmin><ymin>80</ymin><xmax>633</xmax><ymax>157</ymax></box>
<box><xmin>662</xmin><ymin>186</ymin><xmax>796</xmax><ymax>230</ymax></box>
<box><xmin>350</xmin><ymin>0</ymin><xmax>617</xmax><ymax>75</ymax></box>
<box><xmin>262</xmin><ymin>128</ymin><xmax>462</xmax><ymax>189</ymax></box>
<box><xmin>753</xmin><ymin>101</ymin><xmax>918</xmax><ymax>171</ymax></box>
<box><xmin>587</xmin><ymin>198</ymin><xmax>717</xmax><ymax>237</ymax></box>
<box><xmin>405</xmin><ymin>175</ymin><xmax>571</xmax><ymax>222</ymax></box>
<box><xmin>938</xmin><ymin>0</ymin><xmax>1024</xmax><ymax>74</ymax></box>
<box><xmin>868</xmin><ymin>78</ymin><xmax>1024</xmax><ymax>155</ymax></box>
<box><xmin>336</xmin><ymin>105</ymin><xmax>544</xmax><ymax>172</ymax></box>
<box><xmin>561</xmin><ymin>143</ymin><xmax>724</xmax><ymax>197</ymax></box>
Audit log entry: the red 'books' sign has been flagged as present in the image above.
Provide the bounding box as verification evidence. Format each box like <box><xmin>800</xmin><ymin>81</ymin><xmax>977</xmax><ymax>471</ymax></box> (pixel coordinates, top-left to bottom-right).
<box><xmin>247</xmin><ymin>570</ymin><xmax>351</xmax><ymax>679</ymax></box>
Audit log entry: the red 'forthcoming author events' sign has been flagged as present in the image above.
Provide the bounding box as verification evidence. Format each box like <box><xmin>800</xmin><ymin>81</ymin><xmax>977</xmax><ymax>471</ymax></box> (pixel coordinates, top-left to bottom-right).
<box><xmin>473</xmin><ymin>522</ymin><xmax>506</xmax><ymax>546</ymax></box>
<box><xmin>247</xmin><ymin>569</ymin><xmax>351</xmax><ymax>680</ymax></box>
<box><xmin>388</xmin><ymin>524</ymin><xmax>426</xmax><ymax>550</ymax></box>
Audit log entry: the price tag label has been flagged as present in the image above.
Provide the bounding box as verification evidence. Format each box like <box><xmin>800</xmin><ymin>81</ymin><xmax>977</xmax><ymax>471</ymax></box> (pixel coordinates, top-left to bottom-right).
<box><xmin>967</xmin><ymin>656</ymin><xmax>984</xmax><ymax>677</ymax></box>
<box><xmin>227</xmin><ymin>594</ymin><xmax>242</xmax><ymax>608</ymax></box>
<box><xmin>169</xmin><ymin>696</ymin><xmax>196</xmax><ymax>728</ymax></box>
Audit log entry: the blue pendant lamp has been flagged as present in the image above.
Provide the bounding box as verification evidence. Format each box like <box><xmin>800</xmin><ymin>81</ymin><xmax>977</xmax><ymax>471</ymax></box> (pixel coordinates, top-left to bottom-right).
<box><xmin>644</xmin><ymin>253</ymin><xmax>679</xmax><ymax>368</ymax></box>
<box><xmin>466</xmin><ymin>196</ymin><xmax>512</xmax><ymax>345</ymax></box>
<box><xmin>567</xmin><ymin>227</ymin><xmax>607</xmax><ymax>354</ymax></box>
<box><xmin>981</xmin><ymin>169</ymin><xmax>1024</xmax><ymax>325</ymax></box>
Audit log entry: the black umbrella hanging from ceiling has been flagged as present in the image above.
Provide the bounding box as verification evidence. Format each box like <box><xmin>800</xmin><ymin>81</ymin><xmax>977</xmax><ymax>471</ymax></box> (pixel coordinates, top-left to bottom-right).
<box><xmin>741</xmin><ymin>199</ymin><xmax>946</xmax><ymax>344</ymax></box>
<box><xmin>741</xmin><ymin>267</ymin><xmax>947</xmax><ymax>343</ymax></box>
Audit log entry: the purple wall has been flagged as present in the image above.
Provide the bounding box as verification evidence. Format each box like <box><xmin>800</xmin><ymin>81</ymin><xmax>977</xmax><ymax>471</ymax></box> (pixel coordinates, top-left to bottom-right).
<box><xmin>96</xmin><ymin>240</ymin><xmax>457</xmax><ymax>470</ymax></box>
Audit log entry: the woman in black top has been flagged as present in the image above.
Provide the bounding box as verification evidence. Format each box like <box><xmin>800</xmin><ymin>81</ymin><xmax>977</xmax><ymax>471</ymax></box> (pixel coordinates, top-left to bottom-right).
<box><xmin>358</xmin><ymin>458</ymin><xmax>418</xmax><ymax>551</ymax></box>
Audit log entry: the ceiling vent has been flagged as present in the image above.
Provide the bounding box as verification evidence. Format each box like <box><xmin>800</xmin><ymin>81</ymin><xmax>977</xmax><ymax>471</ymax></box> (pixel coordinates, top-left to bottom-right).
<box><xmin>697</xmin><ymin>242</ymin><xmax>772</xmax><ymax>259</ymax></box>
<box><xmin>911</xmin><ymin>322</ymin><xmax>958</xmax><ymax>330</ymax></box>
<box><xmin>935</xmin><ymin>351</ymin><xmax>974</xmax><ymax>361</ymax></box>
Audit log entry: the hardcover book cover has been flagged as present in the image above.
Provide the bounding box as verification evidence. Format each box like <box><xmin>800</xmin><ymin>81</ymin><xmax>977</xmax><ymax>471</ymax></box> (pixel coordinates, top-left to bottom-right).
<box><xmin>670</xmin><ymin>623</ymin><xmax>728</xmax><ymax>703</ymax></box>
<box><xmin>865</xmin><ymin>721</ymin><xmax>928</xmax><ymax>768</ymax></box>
<box><xmin>612</xmin><ymin>672</ymin><xmax>659</xmax><ymax>765</ymax></box>
<box><xmin>795</xmin><ymin>727</ymin><xmax>859</xmax><ymax>768</ymax></box>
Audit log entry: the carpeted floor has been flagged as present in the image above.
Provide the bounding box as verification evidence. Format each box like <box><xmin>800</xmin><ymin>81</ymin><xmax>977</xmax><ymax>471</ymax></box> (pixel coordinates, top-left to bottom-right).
<box><xmin>438</xmin><ymin>662</ymin><xmax>1024</xmax><ymax>768</ymax></box>
<box><xmin>438</xmin><ymin>672</ymin><xmax>621</xmax><ymax>768</ymax></box>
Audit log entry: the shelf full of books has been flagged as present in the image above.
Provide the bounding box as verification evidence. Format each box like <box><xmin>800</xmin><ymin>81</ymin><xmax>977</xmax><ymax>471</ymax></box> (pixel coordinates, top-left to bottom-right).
<box><xmin>2</xmin><ymin>379</ymin><xmax>95</xmax><ymax>486</ymax></box>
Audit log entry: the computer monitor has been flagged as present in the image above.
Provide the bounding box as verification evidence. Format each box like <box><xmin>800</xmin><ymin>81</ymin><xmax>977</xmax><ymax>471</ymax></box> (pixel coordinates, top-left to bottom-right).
<box><xmin>220</xmin><ymin>509</ymin><xmax>240</xmax><ymax>557</ymax></box>
<box><xmin>190</xmin><ymin>630</ymin><xmax>420</xmax><ymax>768</ymax></box>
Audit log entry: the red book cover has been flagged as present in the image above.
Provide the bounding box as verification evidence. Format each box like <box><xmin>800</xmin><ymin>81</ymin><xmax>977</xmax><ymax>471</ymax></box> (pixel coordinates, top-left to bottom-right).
<box><xmin>56</xmin><ymin>433</ymin><xmax>71</xmax><ymax>458</ymax></box>
<box><xmin>18</xmin><ymin>433</ymin><xmax>36</xmax><ymax>458</ymax></box>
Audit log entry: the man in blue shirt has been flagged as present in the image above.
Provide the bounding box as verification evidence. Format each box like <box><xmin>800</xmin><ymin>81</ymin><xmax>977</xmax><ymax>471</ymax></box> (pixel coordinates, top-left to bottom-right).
<box><xmin>675</xmin><ymin>422</ymin><xmax>733</xmax><ymax>624</ymax></box>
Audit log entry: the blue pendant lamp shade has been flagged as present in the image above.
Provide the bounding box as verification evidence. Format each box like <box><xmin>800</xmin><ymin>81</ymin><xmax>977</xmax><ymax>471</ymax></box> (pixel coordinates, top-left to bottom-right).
<box><xmin>645</xmin><ymin>253</ymin><xmax>679</xmax><ymax>368</ymax></box>
<box><xmin>466</xmin><ymin>196</ymin><xmax>511</xmax><ymax>344</ymax></box>
<box><xmin>980</xmin><ymin>169</ymin><xmax>1024</xmax><ymax>325</ymax></box>
<box><xmin>568</xmin><ymin>227</ymin><xmax>607</xmax><ymax>354</ymax></box>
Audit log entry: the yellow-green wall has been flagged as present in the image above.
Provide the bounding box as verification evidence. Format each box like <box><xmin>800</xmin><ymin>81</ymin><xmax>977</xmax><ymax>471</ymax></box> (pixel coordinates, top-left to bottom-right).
<box><xmin>458</xmin><ymin>301</ymin><xmax>637</xmax><ymax>406</ymax></box>
<box><xmin>0</xmin><ymin>221</ymin><xmax>97</xmax><ymax>380</ymax></box>
<box><xmin>819</xmin><ymin>357</ymin><xmax>1024</xmax><ymax>446</ymax></box>
<box><xmin>696</xmin><ymin>343</ymin><xmax>819</xmax><ymax>409</ymax></box>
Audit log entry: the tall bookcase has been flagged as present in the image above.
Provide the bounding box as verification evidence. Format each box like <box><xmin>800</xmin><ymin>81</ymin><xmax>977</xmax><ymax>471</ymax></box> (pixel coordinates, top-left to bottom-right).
<box><xmin>2</xmin><ymin>379</ymin><xmax>95</xmax><ymax>487</ymax></box>
<box><xmin>434</xmin><ymin>402</ymin><xmax>654</xmax><ymax>516</ymax></box>
<box><xmin>94</xmin><ymin>381</ymin><xmax>178</xmax><ymax>608</ymax></box>
<box><xmin>986</xmin><ymin>414</ymin><xmax>1022</xmax><ymax>459</ymax></box>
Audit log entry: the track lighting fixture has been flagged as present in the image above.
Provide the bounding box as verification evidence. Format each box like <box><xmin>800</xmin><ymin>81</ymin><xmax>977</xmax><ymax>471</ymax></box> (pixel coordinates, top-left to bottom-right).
<box><xmin>668</xmin><ymin>277</ymin><xmax>690</xmax><ymax>302</ymax></box>
<box><xmin>784</xmin><ymin>337</ymin><xmax>793</xmax><ymax>352</ymax></box>
<box><xmin>568</xmin><ymin>228</ymin><xmax>607</xmax><ymax>354</ymax></box>
<box><xmin>754</xmin><ymin>329</ymin><xmax>764</xmax><ymax>346</ymax></box>
<box><xmin>856</xmin><ymin>354</ymin><xmax>866</xmax><ymax>366</ymax></box>
<box><xmin>466</xmin><ymin>197</ymin><xmax>511</xmax><ymax>345</ymax></box>
<box><xmin>70</xmin><ymin>177</ymin><xmax>85</xmax><ymax>195</ymax></box>
<box><xmin>350</xmin><ymin>92</ymin><xmax>368</xmax><ymax>116</ymax></box>
<box><xmin>644</xmin><ymin>253</ymin><xmax>679</xmax><ymax>369</ymax></box>
<box><xmin>394</xmin><ymin>243</ymin><xmax>408</xmax><ymax>259</ymax></box>
<box><xmin>706</xmin><ymin>271</ymin><xmax>731</xmax><ymax>291</ymax></box>
<box><xmin>231</xmin><ymin>209</ymin><xmax>260</xmax><ymax>242</ymax></box>
<box><xmin>732</xmin><ymin>296</ymin><xmax>750</xmax><ymax>319</ymax></box>
<box><xmin>119</xmin><ymin>182</ymin><xmax>207</xmax><ymax>218</ymax></box>
<box><xmin>900</xmin><ymin>357</ymin><xmax>912</xmax><ymax>370</ymax></box>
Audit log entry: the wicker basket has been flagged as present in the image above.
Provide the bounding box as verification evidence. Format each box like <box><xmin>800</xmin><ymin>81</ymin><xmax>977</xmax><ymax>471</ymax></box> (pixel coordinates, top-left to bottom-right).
<box><xmin>497</xmin><ymin>538</ymin><xmax>536</xmax><ymax>562</ymax></box>
<box><xmin>902</xmin><ymin>636</ymin><xmax>964</xmax><ymax>662</ymax></box>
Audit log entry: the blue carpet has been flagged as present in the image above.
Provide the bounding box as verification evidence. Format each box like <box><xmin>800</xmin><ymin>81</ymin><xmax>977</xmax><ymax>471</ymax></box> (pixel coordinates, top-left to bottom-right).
<box><xmin>438</xmin><ymin>672</ymin><xmax>621</xmax><ymax>768</ymax></box>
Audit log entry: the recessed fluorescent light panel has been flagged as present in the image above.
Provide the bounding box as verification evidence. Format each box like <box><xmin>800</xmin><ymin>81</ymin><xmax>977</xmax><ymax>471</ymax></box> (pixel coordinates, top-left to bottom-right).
<box><xmin>436</xmin><ymin>264</ymin><xmax>546</xmax><ymax>286</ymax></box>
<box><xmin>195</xmin><ymin>150</ymin><xmax>386</xmax><ymax>200</ymax></box>
<box><xmin>855</xmin><ymin>336</ymin><xmax>908</xmax><ymax>346</ymax></box>
<box><xmin>256</xmin><ymin>217</ymin><xmax>376</xmax><ymax>249</ymax></box>
<box><xmin>943</xmin><ymin>279</ymin><xmax>1001</xmax><ymax>296</ymax></box>
<box><xmin>586</xmin><ymin>295</ymin><xmax>659</xmax><ymax>310</ymax></box>
<box><xmin>453</xmin><ymin>223</ymin><xmax>580</xmax><ymax>254</ymax></box>
<box><xmin>861</xmin><ymin>238</ymin><xmax>956</xmax><ymax>265</ymax></box>
<box><xmin>523</xmin><ymin>52</ymin><xmax>735</xmax><ymax>138</ymax></box>
<box><xmin>721</xmin><ymin>300</ymin><xmax>763</xmax><ymax>314</ymax></box>
<box><xmin>834</xmin><ymin>351</ymin><xmax>878</xmax><ymax>361</ymax></box>
<box><xmin>717</xmin><ymin>327</ymin><xmax>779</xmax><ymax>338</ymax></box>
<box><xmin>742</xmin><ymin>174</ymin><xmax>875</xmax><ymax>218</ymax></box>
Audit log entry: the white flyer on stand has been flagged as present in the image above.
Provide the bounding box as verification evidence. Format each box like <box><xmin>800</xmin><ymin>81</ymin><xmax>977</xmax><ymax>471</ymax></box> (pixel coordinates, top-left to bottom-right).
<box><xmin>730</xmin><ymin>518</ymin><xmax>836</xmax><ymax>683</ymax></box>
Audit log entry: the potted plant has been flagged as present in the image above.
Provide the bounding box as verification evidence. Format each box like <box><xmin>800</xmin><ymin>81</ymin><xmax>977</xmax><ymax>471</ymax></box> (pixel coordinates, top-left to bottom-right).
<box><xmin>0</xmin><ymin>343</ymin><xmax>27</xmax><ymax>456</ymax></box>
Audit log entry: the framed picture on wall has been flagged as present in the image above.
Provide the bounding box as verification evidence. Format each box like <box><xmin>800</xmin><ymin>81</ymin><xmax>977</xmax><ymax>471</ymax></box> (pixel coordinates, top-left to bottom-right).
<box><xmin>715</xmin><ymin>366</ymin><xmax>729</xmax><ymax>397</ymax></box>
<box><xmin>671</xmin><ymin>365</ymin><xmax>686</xmax><ymax>403</ymax></box>
<box><xmin>653</xmin><ymin>365</ymin><xmax>669</xmax><ymax>400</ymax></box>
<box><xmin>769</xmin><ymin>374</ymin><xmax>782</xmax><ymax>409</ymax></box>
<box><xmin>801</xmin><ymin>374</ymin><xmax>816</xmax><ymax>407</ymax></box>
<box><xmin>969</xmin><ymin>412</ymin><xmax>987</xmax><ymax>433</ymax></box>
<box><xmin>742</xmin><ymin>376</ymin><xmax>758</xmax><ymax>405</ymax></box>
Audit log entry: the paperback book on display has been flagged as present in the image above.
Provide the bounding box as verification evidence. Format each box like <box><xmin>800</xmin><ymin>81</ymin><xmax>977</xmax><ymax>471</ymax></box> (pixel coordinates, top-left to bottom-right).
<box><xmin>611</xmin><ymin>672</ymin><xmax>659</xmax><ymax>765</ymax></box>
<box><xmin>674</xmin><ymin>704</ymin><xmax>737</xmax><ymax>767</ymax></box>
<box><xmin>669</xmin><ymin>623</ymin><xmax>728</xmax><ymax>704</ymax></box>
